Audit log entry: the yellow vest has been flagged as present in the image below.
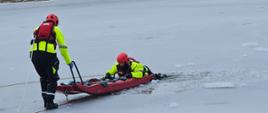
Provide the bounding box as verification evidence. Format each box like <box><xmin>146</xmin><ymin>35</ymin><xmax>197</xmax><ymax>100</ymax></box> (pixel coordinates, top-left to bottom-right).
<box><xmin>30</xmin><ymin>26</ymin><xmax>72</xmax><ymax>64</ymax></box>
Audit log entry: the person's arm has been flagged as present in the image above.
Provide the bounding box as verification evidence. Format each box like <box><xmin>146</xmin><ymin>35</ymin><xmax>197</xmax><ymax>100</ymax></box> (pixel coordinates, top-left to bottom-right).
<box><xmin>54</xmin><ymin>26</ymin><xmax>72</xmax><ymax>64</ymax></box>
<box><xmin>105</xmin><ymin>63</ymin><xmax>119</xmax><ymax>79</ymax></box>
<box><xmin>29</xmin><ymin>27</ymin><xmax>39</xmax><ymax>57</ymax></box>
<box><xmin>130</xmin><ymin>62</ymin><xmax>144</xmax><ymax>78</ymax></box>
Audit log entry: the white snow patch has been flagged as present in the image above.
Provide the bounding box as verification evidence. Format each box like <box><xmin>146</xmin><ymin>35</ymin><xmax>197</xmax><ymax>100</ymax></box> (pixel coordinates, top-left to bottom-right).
<box><xmin>9</xmin><ymin>67</ymin><xmax>14</xmax><ymax>71</ymax></box>
<box><xmin>203</xmin><ymin>82</ymin><xmax>236</xmax><ymax>89</ymax></box>
<box><xmin>151</xmin><ymin>80</ymin><xmax>159</xmax><ymax>84</ymax></box>
<box><xmin>175</xmin><ymin>62</ymin><xmax>196</xmax><ymax>68</ymax></box>
<box><xmin>241</xmin><ymin>54</ymin><xmax>248</xmax><ymax>57</ymax></box>
<box><xmin>238</xmin><ymin>83</ymin><xmax>247</xmax><ymax>87</ymax></box>
<box><xmin>242</xmin><ymin>42</ymin><xmax>260</xmax><ymax>48</ymax></box>
<box><xmin>168</xmin><ymin>102</ymin><xmax>178</xmax><ymax>108</ymax></box>
<box><xmin>254</xmin><ymin>47</ymin><xmax>268</xmax><ymax>52</ymax></box>
<box><xmin>175</xmin><ymin>64</ymin><xmax>183</xmax><ymax>68</ymax></box>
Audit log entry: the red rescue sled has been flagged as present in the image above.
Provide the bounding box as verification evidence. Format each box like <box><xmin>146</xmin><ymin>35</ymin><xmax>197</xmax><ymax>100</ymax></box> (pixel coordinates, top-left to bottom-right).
<box><xmin>56</xmin><ymin>75</ymin><xmax>153</xmax><ymax>95</ymax></box>
<box><xmin>56</xmin><ymin>61</ymin><xmax>154</xmax><ymax>95</ymax></box>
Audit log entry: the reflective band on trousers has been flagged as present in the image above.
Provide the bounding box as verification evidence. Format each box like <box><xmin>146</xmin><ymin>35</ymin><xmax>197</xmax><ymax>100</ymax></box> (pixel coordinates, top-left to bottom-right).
<box><xmin>42</xmin><ymin>91</ymin><xmax>55</xmax><ymax>96</ymax></box>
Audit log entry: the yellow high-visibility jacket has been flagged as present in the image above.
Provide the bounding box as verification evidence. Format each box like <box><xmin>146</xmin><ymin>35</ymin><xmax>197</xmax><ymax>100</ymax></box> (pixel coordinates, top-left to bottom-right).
<box><xmin>106</xmin><ymin>61</ymin><xmax>146</xmax><ymax>79</ymax></box>
<box><xmin>30</xmin><ymin>26</ymin><xmax>72</xmax><ymax>64</ymax></box>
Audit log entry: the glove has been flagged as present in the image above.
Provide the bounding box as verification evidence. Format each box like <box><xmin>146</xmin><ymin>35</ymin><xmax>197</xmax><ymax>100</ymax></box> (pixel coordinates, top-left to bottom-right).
<box><xmin>153</xmin><ymin>73</ymin><xmax>165</xmax><ymax>80</ymax></box>
<box><xmin>100</xmin><ymin>77</ymin><xmax>106</xmax><ymax>80</ymax></box>
<box><xmin>119</xmin><ymin>76</ymin><xmax>127</xmax><ymax>80</ymax></box>
<box><xmin>68</xmin><ymin>61</ymin><xmax>74</xmax><ymax>69</ymax></box>
<box><xmin>103</xmin><ymin>73</ymin><xmax>113</xmax><ymax>80</ymax></box>
<box><xmin>30</xmin><ymin>39</ymin><xmax>34</xmax><ymax>45</ymax></box>
<box><xmin>125</xmin><ymin>73</ymin><xmax>132</xmax><ymax>78</ymax></box>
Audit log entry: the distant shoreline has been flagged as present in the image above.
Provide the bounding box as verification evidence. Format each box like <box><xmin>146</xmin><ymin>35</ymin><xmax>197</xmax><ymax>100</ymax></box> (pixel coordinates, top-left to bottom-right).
<box><xmin>0</xmin><ymin>0</ymin><xmax>48</xmax><ymax>3</ymax></box>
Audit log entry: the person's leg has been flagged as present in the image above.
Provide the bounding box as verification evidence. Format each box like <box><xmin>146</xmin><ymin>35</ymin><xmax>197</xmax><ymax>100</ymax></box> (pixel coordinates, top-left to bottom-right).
<box><xmin>45</xmin><ymin>56</ymin><xmax>59</xmax><ymax>109</ymax></box>
<box><xmin>40</xmin><ymin>78</ymin><xmax>48</xmax><ymax>107</ymax></box>
<box><xmin>45</xmin><ymin>80</ymin><xmax>57</xmax><ymax>109</ymax></box>
<box><xmin>31</xmin><ymin>52</ymin><xmax>48</xmax><ymax>107</ymax></box>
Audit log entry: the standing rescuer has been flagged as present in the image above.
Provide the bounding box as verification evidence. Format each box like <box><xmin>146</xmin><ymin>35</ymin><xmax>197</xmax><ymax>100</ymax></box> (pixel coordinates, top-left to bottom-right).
<box><xmin>30</xmin><ymin>13</ymin><xmax>73</xmax><ymax>110</ymax></box>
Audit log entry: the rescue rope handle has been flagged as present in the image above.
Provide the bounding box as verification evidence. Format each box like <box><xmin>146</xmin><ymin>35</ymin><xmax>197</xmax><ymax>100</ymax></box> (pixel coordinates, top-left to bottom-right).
<box><xmin>69</xmin><ymin>61</ymin><xmax>84</xmax><ymax>85</ymax></box>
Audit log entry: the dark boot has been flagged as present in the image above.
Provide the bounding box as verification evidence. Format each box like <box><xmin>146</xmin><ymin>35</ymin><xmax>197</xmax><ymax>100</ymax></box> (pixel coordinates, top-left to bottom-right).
<box><xmin>45</xmin><ymin>91</ymin><xmax>58</xmax><ymax>110</ymax></box>
<box><xmin>45</xmin><ymin>102</ymin><xmax>58</xmax><ymax>110</ymax></box>
<box><xmin>42</xmin><ymin>93</ymin><xmax>47</xmax><ymax>107</ymax></box>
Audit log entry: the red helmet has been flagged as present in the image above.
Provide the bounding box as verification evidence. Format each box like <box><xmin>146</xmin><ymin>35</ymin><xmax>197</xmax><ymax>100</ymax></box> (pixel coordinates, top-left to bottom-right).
<box><xmin>46</xmin><ymin>13</ymin><xmax>59</xmax><ymax>26</ymax></box>
<box><xmin>117</xmin><ymin>52</ymin><xmax>129</xmax><ymax>64</ymax></box>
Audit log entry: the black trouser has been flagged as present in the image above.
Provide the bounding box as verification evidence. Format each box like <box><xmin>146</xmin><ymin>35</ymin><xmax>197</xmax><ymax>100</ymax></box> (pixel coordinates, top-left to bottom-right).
<box><xmin>31</xmin><ymin>51</ymin><xmax>59</xmax><ymax>105</ymax></box>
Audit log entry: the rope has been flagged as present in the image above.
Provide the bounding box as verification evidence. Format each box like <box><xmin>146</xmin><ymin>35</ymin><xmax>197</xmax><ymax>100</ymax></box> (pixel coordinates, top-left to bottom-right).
<box><xmin>16</xmin><ymin>50</ymin><xmax>35</xmax><ymax>113</ymax></box>
<box><xmin>0</xmin><ymin>75</ymin><xmax>94</xmax><ymax>89</ymax></box>
<box><xmin>16</xmin><ymin>63</ymin><xmax>32</xmax><ymax>113</ymax></box>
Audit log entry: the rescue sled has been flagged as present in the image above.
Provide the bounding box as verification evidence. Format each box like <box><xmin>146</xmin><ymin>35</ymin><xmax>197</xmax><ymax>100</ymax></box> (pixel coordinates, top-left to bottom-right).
<box><xmin>56</xmin><ymin>61</ymin><xmax>154</xmax><ymax>95</ymax></box>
